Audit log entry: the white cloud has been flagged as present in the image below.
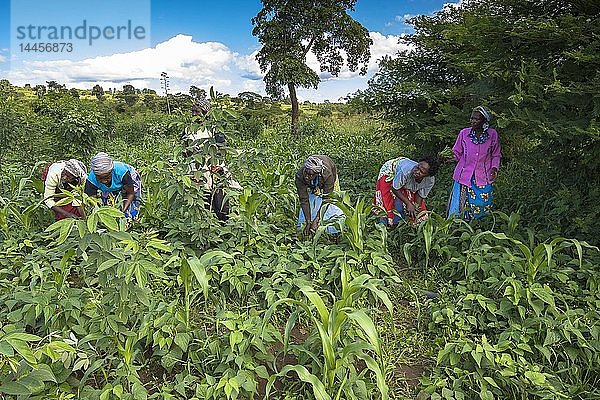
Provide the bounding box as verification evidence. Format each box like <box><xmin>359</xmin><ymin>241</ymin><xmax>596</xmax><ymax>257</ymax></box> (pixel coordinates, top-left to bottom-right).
<box><xmin>368</xmin><ymin>32</ymin><xmax>410</xmax><ymax>68</ymax></box>
<box><xmin>16</xmin><ymin>35</ymin><xmax>235</xmax><ymax>87</ymax></box>
<box><xmin>241</xmin><ymin>79</ymin><xmax>264</xmax><ymax>94</ymax></box>
<box><xmin>395</xmin><ymin>14</ymin><xmax>413</xmax><ymax>23</ymax></box>
<box><xmin>4</xmin><ymin>35</ymin><xmax>236</xmax><ymax>92</ymax></box>
<box><xmin>304</xmin><ymin>32</ymin><xmax>407</xmax><ymax>81</ymax></box>
<box><xmin>0</xmin><ymin>55</ymin><xmax>6</xmax><ymax>63</ymax></box>
<box><xmin>2</xmin><ymin>32</ymin><xmax>408</xmax><ymax>101</ymax></box>
<box><xmin>235</xmin><ymin>50</ymin><xmax>263</xmax><ymax>80</ymax></box>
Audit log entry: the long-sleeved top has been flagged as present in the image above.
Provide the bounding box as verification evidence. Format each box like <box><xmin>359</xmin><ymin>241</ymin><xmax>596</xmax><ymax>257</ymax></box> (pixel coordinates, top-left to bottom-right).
<box><xmin>44</xmin><ymin>162</ymin><xmax>81</xmax><ymax>208</ymax></box>
<box><xmin>452</xmin><ymin>127</ymin><xmax>501</xmax><ymax>186</ymax></box>
<box><xmin>295</xmin><ymin>155</ymin><xmax>337</xmax><ymax>222</ymax></box>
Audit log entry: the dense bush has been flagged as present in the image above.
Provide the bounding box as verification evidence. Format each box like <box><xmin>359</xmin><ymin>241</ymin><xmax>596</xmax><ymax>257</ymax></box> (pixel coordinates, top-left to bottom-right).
<box><xmin>401</xmin><ymin>214</ymin><xmax>600</xmax><ymax>399</ymax></box>
<box><xmin>114</xmin><ymin>112</ymin><xmax>180</xmax><ymax>144</ymax></box>
<box><xmin>234</xmin><ymin>117</ymin><xmax>265</xmax><ymax>139</ymax></box>
<box><xmin>360</xmin><ymin>0</ymin><xmax>600</xmax><ymax>241</ymax></box>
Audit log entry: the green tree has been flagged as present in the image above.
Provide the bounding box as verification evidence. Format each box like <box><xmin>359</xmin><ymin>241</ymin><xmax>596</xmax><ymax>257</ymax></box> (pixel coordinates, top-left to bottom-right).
<box><xmin>171</xmin><ymin>92</ymin><xmax>193</xmax><ymax>113</ymax></box>
<box><xmin>252</xmin><ymin>0</ymin><xmax>372</xmax><ymax>134</ymax></box>
<box><xmin>46</xmin><ymin>80</ymin><xmax>66</xmax><ymax>92</ymax></box>
<box><xmin>34</xmin><ymin>84</ymin><xmax>46</xmax><ymax>98</ymax></box>
<box><xmin>92</xmin><ymin>84</ymin><xmax>105</xmax><ymax>100</ymax></box>
<box><xmin>142</xmin><ymin>93</ymin><xmax>158</xmax><ymax>110</ymax></box>
<box><xmin>238</xmin><ymin>91</ymin><xmax>265</xmax><ymax>109</ymax></box>
<box><xmin>122</xmin><ymin>84</ymin><xmax>138</xmax><ymax>95</ymax></box>
<box><xmin>118</xmin><ymin>84</ymin><xmax>139</xmax><ymax>106</ymax></box>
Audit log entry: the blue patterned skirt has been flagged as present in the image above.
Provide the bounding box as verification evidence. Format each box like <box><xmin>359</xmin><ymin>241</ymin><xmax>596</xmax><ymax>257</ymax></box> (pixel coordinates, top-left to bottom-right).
<box><xmin>297</xmin><ymin>193</ymin><xmax>345</xmax><ymax>234</ymax></box>
<box><xmin>447</xmin><ymin>175</ymin><xmax>493</xmax><ymax>220</ymax></box>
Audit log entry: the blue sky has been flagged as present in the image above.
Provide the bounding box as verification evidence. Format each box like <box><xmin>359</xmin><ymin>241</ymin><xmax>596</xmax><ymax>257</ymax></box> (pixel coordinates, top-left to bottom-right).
<box><xmin>0</xmin><ymin>0</ymin><xmax>451</xmax><ymax>101</ymax></box>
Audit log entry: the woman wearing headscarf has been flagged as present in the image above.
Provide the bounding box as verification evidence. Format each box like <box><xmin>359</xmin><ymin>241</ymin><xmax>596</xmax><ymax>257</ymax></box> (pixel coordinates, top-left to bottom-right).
<box><xmin>374</xmin><ymin>155</ymin><xmax>439</xmax><ymax>226</ymax></box>
<box><xmin>42</xmin><ymin>159</ymin><xmax>88</xmax><ymax>220</ymax></box>
<box><xmin>85</xmin><ymin>152</ymin><xmax>142</xmax><ymax>221</ymax></box>
<box><xmin>447</xmin><ymin>106</ymin><xmax>501</xmax><ymax>220</ymax></box>
<box><xmin>183</xmin><ymin>98</ymin><xmax>240</xmax><ymax>221</ymax></box>
<box><xmin>181</xmin><ymin>97</ymin><xmax>227</xmax><ymax>154</ymax></box>
<box><xmin>296</xmin><ymin>155</ymin><xmax>344</xmax><ymax>235</ymax></box>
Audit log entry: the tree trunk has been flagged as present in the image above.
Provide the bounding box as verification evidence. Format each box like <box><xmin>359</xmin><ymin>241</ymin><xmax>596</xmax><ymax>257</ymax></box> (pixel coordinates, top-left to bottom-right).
<box><xmin>288</xmin><ymin>82</ymin><xmax>299</xmax><ymax>135</ymax></box>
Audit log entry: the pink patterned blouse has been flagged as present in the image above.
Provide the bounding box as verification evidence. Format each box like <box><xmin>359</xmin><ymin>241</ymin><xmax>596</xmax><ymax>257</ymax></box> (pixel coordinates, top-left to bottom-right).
<box><xmin>452</xmin><ymin>127</ymin><xmax>501</xmax><ymax>186</ymax></box>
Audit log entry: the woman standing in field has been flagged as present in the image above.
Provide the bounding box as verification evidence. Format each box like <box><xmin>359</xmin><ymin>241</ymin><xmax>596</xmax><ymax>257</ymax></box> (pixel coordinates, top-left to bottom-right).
<box><xmin>374</xmin><ymin>156</ymin><xmax>439</xmax><ymax>226</ymax></box>
<box><xmin>183</xmin><ymin>98</ymin><xmax>241</xmax><ymax>221</ymax></box>
<box><xmin>296</xmin><ymin>155</ymin><xmax>344</xmax><ymax>235</ymax></box>
<box><xmin>85</xmin><ymin>152</ymin><xmax>142</xmax><ymax>221</ymax></box>
<box><xmin>447</xmin><ymin>106</ymin><xmax>501</xmax><ymax>220</ymax></box>
<box><xmin>42</xmin><ymin>159</ymin><xmax>88</xmax><ymax>220</ymax></box>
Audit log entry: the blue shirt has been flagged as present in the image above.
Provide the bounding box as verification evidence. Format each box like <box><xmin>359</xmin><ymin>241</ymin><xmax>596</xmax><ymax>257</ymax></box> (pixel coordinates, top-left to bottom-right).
<box><xmin>86</xmin><ymin>161</ymin><xmax>132</xmax><ymax>194</ymax></box>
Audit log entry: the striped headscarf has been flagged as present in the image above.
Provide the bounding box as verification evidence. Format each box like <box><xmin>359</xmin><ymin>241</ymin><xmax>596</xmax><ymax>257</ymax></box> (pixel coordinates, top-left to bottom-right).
<box><xmin>64</xmin><ymin>159</ymin><xmax>87</xmax><ymax>182</ymax></box>
<box><xmin>303</xmin><ymin>156</ymin><xmax>326</xmax><ymax>174</ymax></box>
<box><xmin>473</xmin><ymin>105</ymin><xmax>492</xmax><ymax>122</ymax></box>
<box><xmin>192</xmin><ymin>98</ymin><xmax>211</xmax><ymax>114</ymax></box>
<box><xmin>90</xmin><ymin>152</ymin><xmax>114</xmax><ymax>175</ymax></box>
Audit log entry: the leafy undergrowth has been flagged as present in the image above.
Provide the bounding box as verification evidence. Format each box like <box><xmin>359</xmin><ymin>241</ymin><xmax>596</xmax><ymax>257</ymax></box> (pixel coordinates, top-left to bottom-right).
<box><xmin>0</xmin><ymin>115</ymin><xmax>598</xmax><ymax>400</ymax></box>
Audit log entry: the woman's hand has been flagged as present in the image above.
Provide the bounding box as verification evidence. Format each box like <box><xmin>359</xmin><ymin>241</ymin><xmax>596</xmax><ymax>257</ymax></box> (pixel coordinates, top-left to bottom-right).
<box><xmin>302</xmin><ymin>218</ymin><xmax>320</xmax><ymax>236</ymax></box>
<box><xmin>53</xmin><ymin>206</ymin><xmax>80</xmax><ymax>219</ymax></box>
<box><xmin>405</xmin><ymin>203</ymin><xmax>417</xmax><ymax>219</ymax></box>
<box><xmin>122</xmin><ymin>184</ymin><xmax>136</xmax><ymax>212</ymax></box>
<box><xmin>303</xmin><ymin>222</ymin><xmax>312</xmax><ymax>236</ymax></box>
<box><xmin>490</xmin><ymin>168</ymin><xmax>498</xmax><ymax>183</ymax></box>
<box><xmin>310</xmin><ymin>218</ymin><xmax>320</xmax><ymax>231</ymax></box>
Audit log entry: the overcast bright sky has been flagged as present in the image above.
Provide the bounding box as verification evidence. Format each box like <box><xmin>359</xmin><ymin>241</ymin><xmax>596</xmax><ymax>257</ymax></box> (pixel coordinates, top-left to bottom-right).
<box><xmin>0</xmin><ymin>0</ymin><xmax>453</xmax><ymax>102</ymax></box>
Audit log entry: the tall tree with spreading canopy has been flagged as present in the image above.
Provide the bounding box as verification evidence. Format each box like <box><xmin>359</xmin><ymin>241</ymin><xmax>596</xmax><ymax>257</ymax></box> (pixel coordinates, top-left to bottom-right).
<box><xmin>252</xmin><ymin>0</ymin><xmax>372</xmax><ymax>134</ymax></box>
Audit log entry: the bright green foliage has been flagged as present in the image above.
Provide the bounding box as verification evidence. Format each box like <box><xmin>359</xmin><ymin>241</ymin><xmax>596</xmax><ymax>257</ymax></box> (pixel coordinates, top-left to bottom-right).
<box><xmin>396</xmin><ymin>212</ymin><xmax>600</xmax><ymax>399</ymax></box>
<box><xmin>263</xmin><ymin>260</ymin><xmax>391</xmax><ymax>399</ymax></box>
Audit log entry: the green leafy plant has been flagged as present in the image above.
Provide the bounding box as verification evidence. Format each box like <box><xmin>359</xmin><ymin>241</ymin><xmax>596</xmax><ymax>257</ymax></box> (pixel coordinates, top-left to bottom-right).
<box><xmin>264</xmin><ymin>260</ymin><xmax>392</xmax><ymax>399</ymax></box>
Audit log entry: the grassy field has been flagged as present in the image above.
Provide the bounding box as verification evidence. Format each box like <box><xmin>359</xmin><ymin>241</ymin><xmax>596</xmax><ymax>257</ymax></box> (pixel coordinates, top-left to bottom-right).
<box><xmin>0</xmin><ymin>101</ymin><xmax>598</xmax><ymax>399</ymax></box>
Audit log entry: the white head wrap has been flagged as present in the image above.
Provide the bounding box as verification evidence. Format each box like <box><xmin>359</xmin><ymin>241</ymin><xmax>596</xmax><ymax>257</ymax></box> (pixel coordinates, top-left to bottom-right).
<box><xmin>474</xmin><ymin>105</ymin><xmax>492</xmax><ymax>122</ymax></box>
<box><xmin>193</xmin><ymin>98</ymin><xmax>211</xmax><ymax>114</ymax></box>
<box><xmin>303</xmin><ymin>156</ymin><xmax>326</xmax><ymax>174</ymax></box>
<box><xmin>64</xmin><ymin>159</ymin><xmax>87</xmax><ymax>182</ymax></box>
<box><xmin>90</xmin><ymin>152</ymin><xmax>114</xmax><ymax>175</ymax></box>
